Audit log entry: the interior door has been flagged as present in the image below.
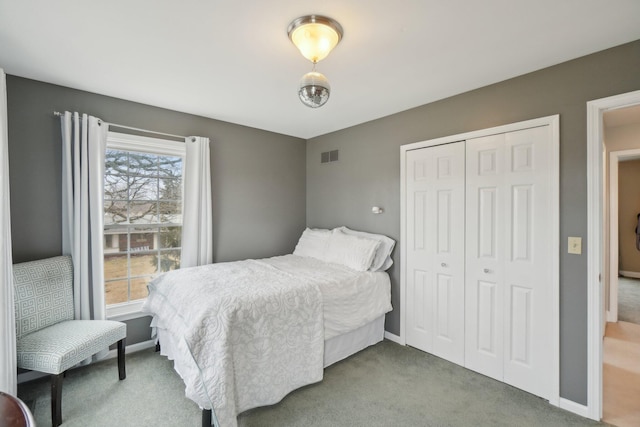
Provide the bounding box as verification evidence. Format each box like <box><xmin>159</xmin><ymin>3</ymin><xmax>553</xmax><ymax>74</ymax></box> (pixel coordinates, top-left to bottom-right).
<box><xmin>405</xmin><ymin>141</ymin><xmax>465</xmax><ymax>365</ymax></box>
<box><xmin>502</xmin><ymin>125</ymin><xmax>552</xmax><ymax>399</ymax></box>
<box><xmin>464</xmin><ymin>133</ymin><xmax>506</xmax><ymax>381</ymax></box>
<box><xmin>465</xmin><ymin>126</ymin><xmax>552</xmax><ymax>399</ymax></box>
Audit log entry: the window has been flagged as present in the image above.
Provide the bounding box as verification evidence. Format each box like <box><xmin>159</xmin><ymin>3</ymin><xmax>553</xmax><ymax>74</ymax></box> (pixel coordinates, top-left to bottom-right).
<box><xmin>103</xmin><ymin>132</ymin><xmax>185</xmax><ymax>317</ymax></box>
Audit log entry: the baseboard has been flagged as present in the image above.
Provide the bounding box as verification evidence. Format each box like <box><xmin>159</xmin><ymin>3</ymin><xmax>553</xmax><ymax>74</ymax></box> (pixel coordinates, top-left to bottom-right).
<box><xmin>17</xmin><ymin>339</ymin><xmax>156</xmax><ymax>384</ymax></box>
<box><xmin>559</xmin><ymin>397</ymin><xmax>590</xmax><ymax>419</ymax></box>
<box><xmin>384</xmin><ymin>331</ymin><xmax>404</xmax><ymax>345</ymax></box>
<box><xmin>606</xmin><ymin>310</ymin><xmax>616</xmax><ymax>322</ymax></box>
<box><xmin>17</xmin><ymin>370</ymin><xmax>48</xmax><ymax>384</ymax></box>
<box><xmin>104</xmin><ymin>339</ymin><xmax>156</xmax><ymax>360</ymax></box>
<box><xmin>619</xmin><ymin>270</ymin><xmax>640</xmax><ymax>279</ymax></box>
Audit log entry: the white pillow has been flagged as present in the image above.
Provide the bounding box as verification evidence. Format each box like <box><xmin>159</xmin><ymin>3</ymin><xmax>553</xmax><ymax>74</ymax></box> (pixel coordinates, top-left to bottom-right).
<box><xmin>323</xmin><ymin>230</ymin><xmax>381</xmax><ymax>271</ymax></box>
<box><xmin>337</xmin><ymin>226</ymin><xmax>396</xmax><ymax>271</ymax></box>
<box><xmin>293</xmin><ymin>228</ymin><xmax>331</xmax><ymax>260</ymax></box>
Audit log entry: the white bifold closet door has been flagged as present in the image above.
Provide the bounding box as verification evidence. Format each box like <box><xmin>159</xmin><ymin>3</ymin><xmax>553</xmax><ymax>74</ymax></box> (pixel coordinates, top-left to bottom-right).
<box><xmin>405</xmin><ymin>141</ymin><xmax>465</xmax><ymax>366</ymax></box>
<box><xmin>464</xmin><ymin>125</ymin><xmax>552</xmax><ymax>399</ymax></box>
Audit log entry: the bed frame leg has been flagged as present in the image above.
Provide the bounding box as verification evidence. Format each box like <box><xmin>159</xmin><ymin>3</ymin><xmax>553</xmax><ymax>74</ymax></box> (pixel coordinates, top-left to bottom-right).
<box><xmin>202</xmin><ymin>409</ymin><xmax>212</xmax><ymax>427</ymax></box>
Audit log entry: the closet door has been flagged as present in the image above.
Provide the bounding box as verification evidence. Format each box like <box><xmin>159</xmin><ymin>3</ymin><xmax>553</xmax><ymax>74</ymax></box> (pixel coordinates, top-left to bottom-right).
<box><xmin>465</xmin><ymin>126</ymin><xmax>552</xmax><ymax>399</ymax></box>
<box><xmin>464</xmin><ymin>133</ymin><xmax>506</xmax><ymax>381</ymax></box>
<box><xmin>502</xmin><ymin>126</ymin><xmax>552</xmax><ymax>399</ymax></box>
<box><xmin>405</xmin><ymin>142</ymin><xmax>465</xmax><ymax>365</ymax></box>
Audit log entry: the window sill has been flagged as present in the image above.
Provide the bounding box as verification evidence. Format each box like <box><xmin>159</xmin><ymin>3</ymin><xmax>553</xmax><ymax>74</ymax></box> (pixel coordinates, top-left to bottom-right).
<box><xmin>107</xmin><ymin>300</ymin><xmax>147</xmax><ymax>321</ymax></box>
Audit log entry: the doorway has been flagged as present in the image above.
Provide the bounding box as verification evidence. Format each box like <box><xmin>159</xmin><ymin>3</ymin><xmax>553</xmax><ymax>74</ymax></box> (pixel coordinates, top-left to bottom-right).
<box><xmin>586</xmin><ymin>90</ymin><xmax>640</xmax><ymax>422</ymax></box>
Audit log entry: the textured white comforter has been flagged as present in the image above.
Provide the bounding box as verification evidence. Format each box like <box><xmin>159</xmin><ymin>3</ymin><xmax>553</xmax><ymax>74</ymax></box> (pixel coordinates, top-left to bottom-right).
<box><xmin>142</xmin><ymin>255</ymin><xmax>391</xmax><ymax>427</ymax></box>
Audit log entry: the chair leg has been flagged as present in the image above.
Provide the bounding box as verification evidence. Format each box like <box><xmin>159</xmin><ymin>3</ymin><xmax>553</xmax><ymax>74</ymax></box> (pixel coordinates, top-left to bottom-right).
<box><xmin>202</xmin><ymin>409</ymin><xmax>212</xmax><ymax>427</ymax></box>
<box><xmin>117</xmin><ymin>338</ymin><xmax>126</xmax><ymax>380</ymax></box>
<box><xmin>51</xmin><ymin>373</ymin><xmax>64</xmax><ymax>427</ymax></box>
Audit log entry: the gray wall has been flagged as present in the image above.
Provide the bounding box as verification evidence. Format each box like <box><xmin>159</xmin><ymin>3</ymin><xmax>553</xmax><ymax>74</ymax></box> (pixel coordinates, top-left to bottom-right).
<box><xmin>7</xmin><ymin>76</ymin><xmax>306</xmax><ymax>342</ymax></box>
<box><xmin>307</xmin><ymin>40</ymin><xmax>640</xmax><ymax>404</ymax></box>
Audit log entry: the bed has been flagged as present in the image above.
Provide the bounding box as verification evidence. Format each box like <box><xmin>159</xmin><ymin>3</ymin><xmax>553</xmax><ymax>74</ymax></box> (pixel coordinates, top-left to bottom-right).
<box><xmin>142</xmin><ymin>226</ymin><xmax>394</xmax><ymax>427</ymax></box>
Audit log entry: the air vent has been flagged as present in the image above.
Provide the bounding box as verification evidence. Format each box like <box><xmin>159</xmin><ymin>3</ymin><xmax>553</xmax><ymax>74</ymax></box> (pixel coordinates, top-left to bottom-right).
<box><xmin>321</xmin><ymin>150</ymin><xmax>339</xmax><ymax>164</ymax></box>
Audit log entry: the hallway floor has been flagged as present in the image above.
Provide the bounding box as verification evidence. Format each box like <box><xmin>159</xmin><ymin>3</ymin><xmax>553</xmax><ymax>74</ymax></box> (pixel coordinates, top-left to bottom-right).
<box><xmin>603</xmin><ymin>321</ymin><xmax>640</xmax><ymax>427</ymax></box>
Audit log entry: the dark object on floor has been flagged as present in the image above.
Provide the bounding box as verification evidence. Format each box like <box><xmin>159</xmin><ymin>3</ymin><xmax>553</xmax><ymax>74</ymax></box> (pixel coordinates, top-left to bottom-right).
<box><xmin>13</xmin><ymin>255</ymin><xmax>127</xmax><ymax>427</ymax></box>
<box><xmin>0</xmin><ymin>391</ymin><xmax>35</xmax><ymax>427</ymax></box>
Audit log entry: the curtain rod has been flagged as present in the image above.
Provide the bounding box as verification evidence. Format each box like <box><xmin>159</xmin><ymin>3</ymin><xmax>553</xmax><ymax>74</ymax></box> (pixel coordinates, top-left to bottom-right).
<box><xmin>53</xmin><ymin>111</ymin><xmax>188</xmax><ymax>141</ymax></box>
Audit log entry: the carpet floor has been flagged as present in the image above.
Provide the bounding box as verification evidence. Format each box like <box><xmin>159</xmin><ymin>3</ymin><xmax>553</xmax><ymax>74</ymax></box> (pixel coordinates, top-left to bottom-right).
<box><xmin>18</xmin><ymin>340</ymin><xmax>607</xmax><ymax>427</ymax></box>
<box><xmin>618</xmin><ymin>277</ymin><xmax>640</xmax><ymax>324</ymax></box>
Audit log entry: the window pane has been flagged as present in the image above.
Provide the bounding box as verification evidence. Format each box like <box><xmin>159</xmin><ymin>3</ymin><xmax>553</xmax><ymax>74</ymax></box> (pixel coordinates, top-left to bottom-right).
<box><xmin>130</xmin><ymin>252</ymin><xmax>158</xmax><ymax>277</ymax></box>
<box><xmin>130</xmin><ymin>227</ymin><xmax>157</xmax><ymax>251</ymax></box>
<box><xmin>159</xmin><ymin>177</ymin><xmax>182</xmax><ymax>201</ymax></box>
<box><xmin>128</xmin><ymin>152</ymin><xmax>158</xmax><ymax>177</ymax></box>
<box><xmin>160</xmin><ymin>250</ymin><xmax>181</xmax><ymax>272</ymax></box>
<box><xmin>129</xmin><ymin>176</ymin><xmax>158</xmax><ymax>200</ymax></box>
<box><xmin>130</xmin><ymin>277</ymin><xmax>151</xmax><ymax>301</ymax></box>
<box><xmin>105</xmin><ymin>150</ymin><xmax>128</xmax><ymax>175</ymax></box>
<box><xmin>104</xmin><ymin>141</ymin><xmax>184</xmax><ymax>309</ymax></box>
<box><xmin>104</xmin><ymin>174</ymin><xmax>128</xmax><ymax>200</ymax></box>
<box><xmin>158</xmin><ymin>156</ymin><xmax>183</xmax><ymax>178</ymax></box>
<box><xmin>159</xmin><ymin>201</ymin><xmax>181</xmax><ymax>223</ymax></box>
<box><xmin>104</xmin><ymin>232</ymin><xmax>125</xmax><ymax>254</ymax></box>
<box><xmin>105</xmin><ymin>279</ymin><xmax>129</xmax><ymax>305</ymax></box>
<box><xmin>129</xmin><ymin>201</ymin><xmax>158</xmax><ymax>224</ymax></box>
<box><xmin>104</xmin><ymin>201</ymin><xmax>128</xmax><ymax>225</ymax></box>
<box><xmin>104</xmin><ymin>254</ymin><xmax>128</xmax><ymax>281</ymax></box>
<box><xmin>160</xmin><ymin>226</ymin><xmax>181</xmax><ymax>249</ymax></box>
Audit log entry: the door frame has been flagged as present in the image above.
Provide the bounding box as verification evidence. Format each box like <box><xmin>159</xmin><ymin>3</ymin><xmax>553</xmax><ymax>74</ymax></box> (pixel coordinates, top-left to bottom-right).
<box><xmin>608</xmin><ymin>148</ymin><xmax>640</xmax><ymax>323</ymax></box>
<box><xmin>400</xmin><ymin>114</ymin><xmax>559</xmax><ymax>406</ymax></box>
<box><xmin>586</xmin><ymin>90</ymin><xmax>640</xmax><ymax>420</ymax></box>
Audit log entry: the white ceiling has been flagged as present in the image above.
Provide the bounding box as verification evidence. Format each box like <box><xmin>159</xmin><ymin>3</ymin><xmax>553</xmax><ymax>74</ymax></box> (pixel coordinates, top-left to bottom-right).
<box><xmin>604</xmin><ymin>104</ymin><xmax>640</xmax><ymax>129</ymax></box>
<box><xmin>1</xmin><ymin>1</ymin><xmax>639</xmax><ymax>139</ymax></box>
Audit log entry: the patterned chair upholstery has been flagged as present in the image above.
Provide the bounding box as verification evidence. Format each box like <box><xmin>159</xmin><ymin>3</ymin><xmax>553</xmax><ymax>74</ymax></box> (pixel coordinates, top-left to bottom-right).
<box><xmin>13</xmin><ymin>255</ymin><xmax>127</xmax><ymax>427</ymax></box>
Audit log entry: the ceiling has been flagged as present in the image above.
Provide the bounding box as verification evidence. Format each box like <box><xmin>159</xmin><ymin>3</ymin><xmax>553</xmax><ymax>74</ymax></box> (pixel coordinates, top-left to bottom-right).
<box><xmin>604</xmin><ymin>104</ymin><xmax>640</xmax><ymax>129</ymax></box>
<box><xmin>1</xmin><ymin>1</ymin><xmax>639</xmax><ymax>139</ymax></box>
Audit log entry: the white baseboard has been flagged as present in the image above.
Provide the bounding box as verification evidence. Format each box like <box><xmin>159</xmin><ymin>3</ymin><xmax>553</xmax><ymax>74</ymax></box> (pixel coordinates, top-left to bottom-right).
<box><xmin>606</xmin><ymin>310</ymin><xmax>617</xmax><ymax>322</ymax></box>
<box><xmin>104</xmin><ymin>339</ymin><xmax>156</xmax><ymax>360</ymax></box>
<box><xmin>17</xmin><ymin>370</ymin><xmax>48</xmax><ymax>383</ymax></box>
<box><xmin>17</xmin><ymin>339</ymin><xmax>156</xmax><ymax>384</ymax></box>
<box><xmin>619</xmin><ymin>270</ymin><xmax>640</xmax><ymax>279</ymax></box>
<box><xmin>559</xmin><ymin>397</ymin><xmax>590</xmax><ymax>419</ymax></box>
<box><xmin>384</xmin><ymin>331</ymin><xmax>404</xmax><ymax>345</ymax></box>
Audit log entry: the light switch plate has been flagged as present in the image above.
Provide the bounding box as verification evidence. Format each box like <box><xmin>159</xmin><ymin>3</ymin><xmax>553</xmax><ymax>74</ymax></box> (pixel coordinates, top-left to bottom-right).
<box><xmin>568</xmin><ymin>237</ymin><xmax>582</xmax><ymax>255</ymax></box>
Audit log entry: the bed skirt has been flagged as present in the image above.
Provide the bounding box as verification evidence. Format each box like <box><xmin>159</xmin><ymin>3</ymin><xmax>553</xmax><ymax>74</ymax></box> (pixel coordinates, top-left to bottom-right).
<box><xmin>324</xmin><ymin>314</ymin><xmax>385</xmax><ymax>367</ymax></box>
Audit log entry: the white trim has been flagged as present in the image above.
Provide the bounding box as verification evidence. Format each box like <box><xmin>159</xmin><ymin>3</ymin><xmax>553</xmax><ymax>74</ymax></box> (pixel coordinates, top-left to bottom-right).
<box><xmin>619</xmin><ymin>270</ymin><xmax>640</xmax><ymax>279</ymax></box>
<box><xmin>586</xmin><ymin>90</ymin><xmax>640</xmax><ymax>421</ymax></box>
<box><xmin>17</xmin><ymin>370</ymin><xmax>48</xmax><ymax>384</ymax></box>
<box><xmin>104</xmin><ymin>339</ymin><xmax>156</xmax><ymax>360</ymax></box>
<box><xmin>401</xmin><ymin>115</ymin><xmax>556</xmax><ymax>152</ymax></box>
<box><xmin>400</xmin><ymin>114</ymin><xmax>560</xmax><ymax>406</ymax></box>
<box><xmin>107</xmin><ymin>300</ymin><xmax>146</xmax><ymax>320</ymax></box>
<box><xmin>609</xmin><ymin>152</ymin><xmax>620</xmax><ymax>322</ymax></box>
<box><xmin>559</xmin><ymin>398</ymin><xmax>590</xmax><ymax>418</ymax></box>
<box><xmin>384</xmin><ymin>331</ymin><xmax>404</xmax><ymax>345</ymax></box>
<box><xmin>107</xmin><ymin>131</ymin><xmax>186</xmax><ymax>157</ymax></box>
<box><xmin>607</xmin><ymin>148</ymin><xmax>640</xmax><ymax>323</ymax></box>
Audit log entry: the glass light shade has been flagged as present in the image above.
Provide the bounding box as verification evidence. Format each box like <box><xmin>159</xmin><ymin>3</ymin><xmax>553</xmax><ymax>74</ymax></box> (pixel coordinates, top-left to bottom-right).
<box><xmin>288</xmin><ymin>16</ymin><xmax>343</xmax><ymax>63</ymax></box>
<box><xmin>298</xmin><ymin>71</ymin><xmax>331</xmax><ymax>108</ymax></box>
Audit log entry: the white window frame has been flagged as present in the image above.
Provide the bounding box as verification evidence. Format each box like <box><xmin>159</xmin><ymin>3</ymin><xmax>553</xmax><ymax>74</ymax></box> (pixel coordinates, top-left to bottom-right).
<box><xmin>105</xmin><ymin>132</ymin><xmax>186</xmax><ymax>319</ymax></box>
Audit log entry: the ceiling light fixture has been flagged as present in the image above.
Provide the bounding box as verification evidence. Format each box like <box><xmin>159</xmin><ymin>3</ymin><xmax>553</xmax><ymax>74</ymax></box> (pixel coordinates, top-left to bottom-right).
<box><xmin>288</xmin><ymin>15</ymin><xmax>343</xmax><ymax>108</ymax></box>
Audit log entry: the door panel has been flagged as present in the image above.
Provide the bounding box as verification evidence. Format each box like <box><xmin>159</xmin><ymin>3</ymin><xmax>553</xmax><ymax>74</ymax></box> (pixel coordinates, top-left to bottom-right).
<box><xmin>406</xmin><ymin>142</ymin><xmax>465</xmax><ymax>365</ymax></box>
<box><xmin>465</xmin><ymin>126</ymin><xmax>551</xmax><ymax>399</ymax></box>
<box><xmin>465</xmin><ymin>134</ymin><xmax>506</xmax><ymax>380</ymax></box>
<box><xmin>502</xmin><ymin>126</ymin><xmax>551</xmax><ymax>399</ymax></box>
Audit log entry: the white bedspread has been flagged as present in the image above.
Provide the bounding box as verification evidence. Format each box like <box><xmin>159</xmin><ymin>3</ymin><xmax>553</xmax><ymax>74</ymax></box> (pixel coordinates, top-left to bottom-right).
<box><xmin>142</xmin><ymin>255</ymin><xmax>391</xmax><ymax>427</ymax></box>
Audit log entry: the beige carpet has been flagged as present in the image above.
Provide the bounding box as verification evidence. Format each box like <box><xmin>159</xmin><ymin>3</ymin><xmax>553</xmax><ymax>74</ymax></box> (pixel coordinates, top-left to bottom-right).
<box><xmin>603</xmin><ymin>321</ymin><xmax>640</xmax><ymax>427</ymax></box>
